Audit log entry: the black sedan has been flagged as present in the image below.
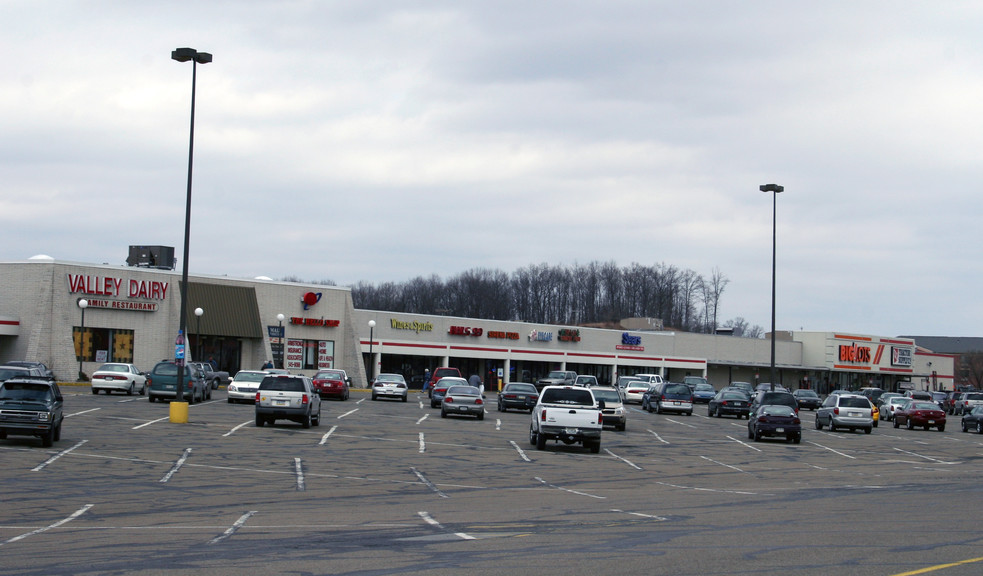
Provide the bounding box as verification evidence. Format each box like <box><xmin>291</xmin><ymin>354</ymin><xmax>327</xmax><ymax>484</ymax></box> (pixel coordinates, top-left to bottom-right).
<box><xmin>708</xmin><ymin>390</ymin><xmax>750</xmax><ymax>419</ymax></box>
<box><xmin>961</xmin><ymin>405</ymin><xmax>983</xmax><ymax>433</ymax></box>
<box><xmin>792</xmin><ymin>389</ymin><xmax>822</xmax><ymax>410</ymax></box>
<box><xmin>497</xmin><ymin>382</ymin><xmax>539</xmax><ymax>413</ymax></box>
<box><xmin>748</xmin><ymin>405</ymin><xmax>801</xmax><ymax>443</ymax></box>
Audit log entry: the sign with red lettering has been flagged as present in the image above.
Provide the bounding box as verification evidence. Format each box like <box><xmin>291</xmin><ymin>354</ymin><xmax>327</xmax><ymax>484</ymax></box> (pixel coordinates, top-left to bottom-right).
<box><xmin>289</xmin><ymin>317</ymin><xmax>340</xmax><ymax>327</ymax></box>
<box><xmin>839</xmin><ymin>344</ymin><xmax>872</xmax><ymax>364</ymax></box>
<box><xmin>448</xmin><ymin>326</ymin><xmax>483</xmax><ymax>337</ymax></box>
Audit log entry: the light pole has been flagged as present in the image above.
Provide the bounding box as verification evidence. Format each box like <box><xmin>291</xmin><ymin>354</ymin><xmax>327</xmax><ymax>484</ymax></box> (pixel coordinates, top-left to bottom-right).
<box><xmin>77</xmin><ymin>298</ymin><xmax>88</xmax><ymax>381</ymax></box>
<box><xmin>367</xmin><ymin>320</ymin><xmax>376</xmax><ymax>385</ymax></box>
<box><xmin>760</xmin><ymin>183</ymin><xmax>784</xmax><ymax>391</ymax></box>
<box><xmin>277</xmin><ymin>313</ymin><xmax>285</xmax><ymax>369</ymax></box>
<box><xmin>194</xmin><ymin>307</ymin><xmax>204</xmax><ymax>361</ymax></box>
<box><xmin>171</xmin><ymin>47</ymin><xmax>212</xmax><ymax>400</ymax></box>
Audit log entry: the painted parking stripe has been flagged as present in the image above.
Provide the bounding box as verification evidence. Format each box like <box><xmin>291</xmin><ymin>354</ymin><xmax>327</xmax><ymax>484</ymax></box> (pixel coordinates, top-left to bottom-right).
<box><xmin>604</xmin><ymin>449</ymin><xmax>642</xmax><ymax>470</ymax></box>
<box><xmin>318</xmin><ymin>426</ymin><xmax>338</xmax><ymax>445</ymax></box>
<box><xmin>64</xmin><ymin>407</ymin><xmax>100</xmax><ymax>418</ymax></box>
<box><xmin>418</xmin><ymin>511</ymin><xmax>475</xmax><ymax>540</ymax></box>
<box><xmin>133</xmin><ymin>417</ymin><xmax>169</xmax><ymax>430</ymax></box>
<box><xmin>209</xmin><ymin>511</ymin><xmax>257</xmax><ymax>545</ymax></box>
<box><xmin>32</xmin><ymin>440</ymin><xmax>87</xmax><ymax>472</ymax></box>
<box><xmin>159</xmin><ymin>448</ymin><xmax>192</xmax><ymax>483</ymax></box>
<box><xmin>223</xmin><ymin>420</ymin><xmax>253</xmax><ymax>437</ymax></box>
<box><xmin>509</xmin><ymin>440</ymin><xmax>532</xmax><ymax>462</ymax></box>
<box><xmin>1</xmin><ymin>504</ymin><xmax>93</xmax><ymax>547</ymax></box>
<box><xmin>294</xmin><ymin>458</ymin><xmax>305</xmax><ymax>491</ymax></box>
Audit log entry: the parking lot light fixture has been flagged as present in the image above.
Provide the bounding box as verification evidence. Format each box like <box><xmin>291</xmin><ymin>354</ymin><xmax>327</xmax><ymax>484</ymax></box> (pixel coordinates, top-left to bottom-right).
<box><xmin>77</xmin><ymin>298</ymin><xmax>88</xmax><ymax>381</ymax></box>
<box><xmin>368</xmin><ymin>320</ymin><xmax>376</xmax><ymax>385</ymax></box>
<box><xmin>759</xmin><ymin>183</ymin><xmax>784</xmax><ymax>392</ymax></box>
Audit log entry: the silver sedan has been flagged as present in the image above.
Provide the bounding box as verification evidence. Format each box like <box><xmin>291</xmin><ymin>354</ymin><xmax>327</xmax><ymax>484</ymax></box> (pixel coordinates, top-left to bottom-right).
<box><xmin>440</xmin><ymin>385</ymin><xmax>485</xmax><ymax>420</ymax></box>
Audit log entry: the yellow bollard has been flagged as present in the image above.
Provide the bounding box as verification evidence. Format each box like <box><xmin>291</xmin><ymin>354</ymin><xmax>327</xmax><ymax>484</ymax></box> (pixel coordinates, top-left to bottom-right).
<box><xmin>169</xmin><ymin>401</ymin><xmax>189</xmax><ymax>423</ymax></box>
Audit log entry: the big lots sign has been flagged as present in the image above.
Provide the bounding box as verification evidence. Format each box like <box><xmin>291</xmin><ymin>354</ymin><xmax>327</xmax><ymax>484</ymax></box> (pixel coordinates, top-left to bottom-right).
<box><xmin>67</xmin><ymin>274</ymin><xmax>169</xmax><ymax>300</ymax></box>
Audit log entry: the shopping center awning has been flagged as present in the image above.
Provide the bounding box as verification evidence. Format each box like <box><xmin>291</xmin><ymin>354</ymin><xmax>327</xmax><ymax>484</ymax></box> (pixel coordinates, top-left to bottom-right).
<box><xmin>183</xmin><ymin>282</ymin><xmax>263</xmax><ymax>338</ymax></box>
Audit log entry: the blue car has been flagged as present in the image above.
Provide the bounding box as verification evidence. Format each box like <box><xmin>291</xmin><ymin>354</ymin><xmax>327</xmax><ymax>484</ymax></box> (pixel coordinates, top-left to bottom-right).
<box><xmin>692</xmin><ymin>383</ymin><xmax>717</xmax><ymax>404</ymax></box>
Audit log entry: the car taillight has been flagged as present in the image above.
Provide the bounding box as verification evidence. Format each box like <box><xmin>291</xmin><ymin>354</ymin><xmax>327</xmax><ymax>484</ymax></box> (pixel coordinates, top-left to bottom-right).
<box><xmin>793</xmin><ymin>418</ymin><xmax>800</xmax><ymax>424</ymax></box>
<box><xmin>302</xmin><ymin>394</ymin><xmax>309</xmax><ymax>404</ymax></box>
<box><xmin>445</xmin><ymin>397</ymin><xmax>454</xmax><ymax>403</ymax></box>
<box><xmin>597</xmin><ymin>412</ymin><xmax>603</xmax><ymax>424</ymax></box>
<box><xmin>834</xmin><ymin>407</ymin><xmax>839</xmax><ymax>415</ymax></box>
<box><xmin>541</xmin><ymin>410</ymin><xmax>547</xmax><ymax>421</ymax></box>
<box><xmin>255</xmin><ymin>392</ymin><xmax>261</xmax><ymax>403</ymax></box>
<box><xmin>475</xmin><ymin>398</ymin><xmax>483</xmax><ymax>405</ymax></box>
<box><xmin>758</xmin><ymin>416</ymin><xmax>768</xmax><ymax>422</ymax></box>
<box><xmin>504</xmin><ymin>394</ymin><xmax>516</xmax><ymax>399</ymax></box>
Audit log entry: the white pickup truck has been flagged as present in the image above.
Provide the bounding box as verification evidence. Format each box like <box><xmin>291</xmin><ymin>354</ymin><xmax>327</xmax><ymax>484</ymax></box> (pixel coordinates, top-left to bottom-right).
<box><xmin>529</xmin><ymin>385</ymin><xmax>604</xmax><ymax>453</ymax></box>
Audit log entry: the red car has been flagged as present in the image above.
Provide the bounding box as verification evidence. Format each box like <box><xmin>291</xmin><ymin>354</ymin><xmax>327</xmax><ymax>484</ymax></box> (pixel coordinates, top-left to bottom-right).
<box><xmin>427</xmin><ymin>367</ymin><xmax>462</xmax><ymax>395</ymax></box>
<box><xmin>893</xmin><ymin>400</ymin><xmax>946</xmax><ymax>431</ymax></box>
<box><xmin>312</xmin><ymin>369</ymin><xmax>350</xmax><ymax>401</ymax></box>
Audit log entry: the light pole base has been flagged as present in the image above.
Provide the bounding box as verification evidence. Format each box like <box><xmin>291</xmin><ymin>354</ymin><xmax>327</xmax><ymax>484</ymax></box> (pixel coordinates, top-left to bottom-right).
<box><xmin>169</xmin><ymin>401</ymin><xmax>189</xmax><ymax>423</ymax></box>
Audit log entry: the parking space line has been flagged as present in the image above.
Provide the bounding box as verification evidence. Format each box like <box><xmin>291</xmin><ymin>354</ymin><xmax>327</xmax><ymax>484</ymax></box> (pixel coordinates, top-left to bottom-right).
<box><xmin>534</xmin><ymin>476</ymin><xmax>605</xmax><ymax>499</ymax></box>
<box><xmin>338</xmin><ymin>408</ymin><xmax>359</xmax><ymax>419</ymax></box>
<box><xmin>223</xmin><ymin>420</ymin><xmax>253</xmax><ymax>437</ymax></box>
<box><xmin>647</xmin><ymin>429</ymin><xmax>669</xmax><ymax>444</ymax></box>
<box><xmin>419</xmin><ymin>432</ymin><xmax>426</xmax><ymax>453</ymax></box>
<box><xmin>209</xmin><ymin>511</ymin><xmax>257</xmax><ymax>545</ymax></box>
<box><xmin>893</xmin><ymin>447</ymin><xmax>958</xmax><ymax>465</ymax></box>
<box><xmin>611</xmin><ymin>508</ymin><xmax>667</xmax><ymax>522</ymax></box>
<box><xmin>411</xmin><ymin>467</ymin><xmax>448</xmax><ymax>498</ymax></box>
<box><xmin>416</xmin><ymin>414</ymin><xmax>429</xmax><ymax>425</ymax></box>
<box><xmin>807</xmin><ymin>441</ymin><xmax>855</xmax><ymax>459</ymax></box>
<box><xmin>509</xmin><ymin>440</ymin><xmax>532</xmax><ymax>462</ymax></box>
<box><xmin>294</xmin><ymin>458</ymin><xmax>305</xmax><ymax>491</ymax></box>
<box><xmin>700</xmin><ymin>455</ymin><xmax>747</xmax><ymax>474</ymax></box>
<box><xmin>159</xmin><ymin>448</ymin><xmax>192</xmax><ymax>483</ymax></box>
<box><xmin>663</xmin><ymin>417</ymin><xmax>697</xmax><ymax>429</ymax></box>
<box><xmin>418</xmin><ymin>511</ymin><xmax>475</xmax><ymax>540</ymax></box>
<box><xmin>65</xmin><ymin>407</ymin><xmax>101</xmax><ymax>418</ymax></box>
<box><xmin>133</xmin><ymin>417</ymin><xmax>169</xmax><ymax>430</ymax></box>
<box><xmin>604</xmin><ymin>449</ymin><xmax>642</xmax><ymax>470</ymax></box>
<box><xmin>0</xmin><ymin>504</ymin><xmax>93</xmax><ymax>547</ymax></box>
<box><xmin>318</xmin><ymin>426</ymin><xmax>338</xmax><ymax>445</ymax></box>
<box><xmin>726</xmin><ymin>435</ymin><xmax>762</xmax><ymax>452</ymax></box>
<box><xmin>31</xmin><ymin>440</ymin><xmax>87</xmax><ymax>472</ymax></box>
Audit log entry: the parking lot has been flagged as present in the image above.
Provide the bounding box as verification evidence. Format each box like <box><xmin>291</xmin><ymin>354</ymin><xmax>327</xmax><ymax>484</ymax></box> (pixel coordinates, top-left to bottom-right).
<box><xmin>2</xmin><ymin>386</ymin><xmax>982</xmax><ymax>576</ymax></box>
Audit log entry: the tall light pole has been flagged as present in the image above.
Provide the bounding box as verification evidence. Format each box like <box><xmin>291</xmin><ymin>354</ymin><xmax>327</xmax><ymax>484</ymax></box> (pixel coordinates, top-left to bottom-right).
<box><xmin>77</xmin><ymin>298</ymin><xmax>88</xmax><ymax>381</ymax></box>
<box><xmin>277</xmin><ymin>313</ymin><xmax>285</xmax><ymax>369</ymax></box>
<box><xmin>194</xmin><ymin>307</ymin><xmax>204</xmax><ymax>361</ymax></box>
<box><xmin>760</xmin><ymin>183</ymin><xmax>784</xmax><ymax>391</ymax></box>
<box><xmin>172</xmin><ymin>47</ymin><xmax>212</xmax><ymax>400</ymax></box>
<box><xmin>367</xmin><ymin>319</ymin><xmax>376</xmax><ymax>385</ymax></box>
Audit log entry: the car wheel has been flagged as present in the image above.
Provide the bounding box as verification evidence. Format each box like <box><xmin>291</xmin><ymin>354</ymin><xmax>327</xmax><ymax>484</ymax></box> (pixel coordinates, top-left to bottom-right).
<box><xmin>529</xmin><ymin>426</ymin><xmax>538</xmax><ymax>447</ymax></box>
<box><xmin>371</xmin><ymin>393</ymin><xmax>378</xmax><ymax>401</ymax></box>
<box><xmin>255</xmin><ymin>415</ymin><xmax>264</xmax><ymax>427</ymax></box>
<box><xmin>536</xmin><ymin>430</ymin><xmax>547</xmax><ymax>450</ymax></box>
<box><xmin>41</xmin><ymin>429</ymin><xmax>54</xmax><ymax>448</ymax></box>
<box><xmin>149</xmin><ymin>396</ymin><xmax>155</xmax><ymax>403</ymax></box>
<box><xmin>656</xmin><ymin>403</ymin><xmax>663</xmax><ymax>414</ymax></box>
<box><xmin>477</xmin><ymin>411</ymin><xmax>484</xmax><ymax>421</ymax></box>
<box><xmin>907</xmin><ymin>419</ymin><xmax>914</xmax><ymax>430</ymax></box>
<box><xmin>402</xmin><ymin>395</ymin><xmax>407</xmax><ymax>402</ymax></box>
<box><xmin>685</xmin><ymin>411</ymin><xmax>692</xmax><ymax>416</ymax></box>
<box><xmin>873</xmin><ymin>420</ymin><xmax>878</xmax><ymax>428</ymax></box>
<box><xmin>829</xmin><ymin>419</ymin><xmax>836</xmax><ymax>432</ymax></box>
<box><xmin>127</xmin><ymin>384</ymin><xmax>134</xmax><ymax>396</ymax></box>
<box><xmin>753</xmin><ymin>428</ymin><xmax>762</xmax><ymax>442</ymax></box>
<box><xmin>708</xmin><ymin>407</ymin><xmax>713</xmax><ymax>417</ymax></box>
<box><xmin>139</xmin><ymin>384</ymin><xmax>146</xmax><ymax>396</ymax></box>
<box><xmin>498</xmin><ymin>402</ymin><xmax>504</xmax><ymax>412</ymax></box>
<box><xmin>91</xmin><ymin>388</ymin><xmax>97</xmax><ymax>395</ymax></box>
<box><xmin>978</xmin><ymin>421</ymin><xmax>983</xmax><ymax>434</ymax></box>
<box><xmin>815</xmin><ymin>417</ymin><xmax>823</xmax><ymax>430</ymax></box>
<box><xmin>0</xmin><ymin>431</ymin><xmax>6</xmax><ymax>439</ymax></box>
<box><xmin>963</xmin><ymin>421</ymin><xmax>969</xmax><ymax>432</ymax></box>
<box><xmin>441</xmin><ymin>410</ymin><xmax>447</xmax><ymax>418</ymax></box>
<box><xmin>302</xmin><ymin>411</ymin><xmax>312</xmax><ymax>429</ymax></box>
<box><xmin>53</xmin><ymin>421</ymin><xmax>62</xmax><ymax>441</ymax></box>
<box><xmin>894</xmin><ymin>418</ymin><xmax>900</xmax><ymax>428</ymax></box>
<box><xmin>938</xmin><ymin>425</ymin><xmax>945</xmax><ymax>432</ymax></box>
<box><xmin>747</xmin><ymin>425</ymin><xmax>754</xmax><ymax>440</ymax></box>
<box><xmin>206</xmin><ymin>386</ymin><xmax>212</xmax><ymax>400</ymax></box>
<box><xmin>864</xmin><ymin>427</ymin><xmax>872</xmax><ymax>434</ymax></box>
<box><xmin>228</xmin><ymin>397</ymin><xmax>234</xmax><ymax>404</ymax></box>
<box><xmin>793</xmin><ymin>434</ymin><xmax>801</xmax><ymax>444</ymax></box>
<box><xmin>587</xmin><ymin>440</ymin><xmax>601</xmax><ymax>454</ymax></box>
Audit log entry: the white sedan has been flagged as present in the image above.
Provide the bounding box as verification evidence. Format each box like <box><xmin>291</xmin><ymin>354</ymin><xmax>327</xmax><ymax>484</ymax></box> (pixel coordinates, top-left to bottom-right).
<box><xmin>90</xmin><ymin>363</ymin><xmax>147</xmax><ymax>395</ymax></box>
<box><xmin>227</xmin><ymin>370</ymin><xmax>269</xmax><ymax>404</ymax></box>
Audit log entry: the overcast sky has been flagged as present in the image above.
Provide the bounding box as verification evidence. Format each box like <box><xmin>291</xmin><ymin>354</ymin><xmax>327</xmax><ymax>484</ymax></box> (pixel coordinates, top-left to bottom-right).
<box><xmin>2</xmin><ymin>2</ymin><xmax>980</xmax><ymax>338</ymax></box>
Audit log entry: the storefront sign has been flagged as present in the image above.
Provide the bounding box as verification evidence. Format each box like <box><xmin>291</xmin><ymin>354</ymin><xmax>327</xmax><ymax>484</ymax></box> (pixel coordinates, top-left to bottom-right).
<box><xmin>289</xmin><ymin>317</ymin><xmax>340</xmax><ymax>327</ymax></box>
<box><xmin>839</xmin><ymin>343</ymin><xmax>872</xmax><ymax>363</ymax></box>
<box><xmin>529</xmin><ymin>329</ymin><xmax>553</xmax><ymax>342</ymax></box>
<box><xmin>892</xmin><ymin>347</ymin><xmax>913</xmax><ymax>367</ymax></box>
<box><xmin>301</xmin><ymin>292</ymin><xmax>322</xmax><ymax>310</ymax></box>
<box><xmin>558</xmin><ymin>328</ymin><xmax>581</xmax><ymax>342</ymax></box>
<box><xmin>449</xmin><ymin>326</ymin><xmax>483</xmax><ymax>336</ymax></box>
<box><xmin>78</xmin><ymin>299</ymin><xmax>159</xmax><ymax>312</ymax></box>
<box><xmin>391</xmin><ymin>319</ymin><xmax>434</xmax><ymax>333</ymax></box>
<box><xmin>487</xmin><ymin>330</ymin><xmax>520</xmax><ymax>340</ymax></box>
<box><xmin>286</xmin><ymin>338</ymin><xmax>304</xmax><ymax>371</ymax></box>
<box><xmin>67</xmin><ymin>274</ymin><xmax>168</xmax><ymax>300</ymax></box>
<box><xmin>616</xmin><ymin>332</ymin><xmax>644</xmax><ymax>351</ymax></box>
<box><xmin>318</xmin><ymin>340</ymin><xmax>334</xmax><ymax>369</ymax></box>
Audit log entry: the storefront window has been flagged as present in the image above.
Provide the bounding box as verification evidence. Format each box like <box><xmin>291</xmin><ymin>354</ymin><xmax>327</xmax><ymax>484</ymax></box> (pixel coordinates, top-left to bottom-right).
<box><xmin>74</xmin><ymin>327</ymin><xmax>134</xmax><ymax>363</ymax></box>
<box><xmin>286</xmin><ymin>339</ymin><xmax>335</xmax><ymax>371</ymax></box>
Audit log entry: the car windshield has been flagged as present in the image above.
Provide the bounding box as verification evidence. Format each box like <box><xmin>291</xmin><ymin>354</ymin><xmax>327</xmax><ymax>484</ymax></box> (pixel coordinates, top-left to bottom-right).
<box><xmin>506</xmin><ymin>384</ymin><xmax>537</xmax><ymax>394</ymax></box>
<box><xmin>315</xmin><ymin>371</ymin><xmax>344</xmax><ymax>379</ymax></box>
<box><xmin>796</xmin><ymin>390</ymin><xmax>818</xmax><ymax>397</ymax></box>
<box><xmin>665</xmin><ymin>385</ymin><xmax>690</xmax><ymax>395</ymax></box>
<box><xmin>966</xmin><ymin>393</ymin><xmax>983</xmax><ymax>401</ymax></box>
<box><xmin>436</xmin><ymin>378</ymin><xmax>466</xmax><ymax>387</ymax></box>
<box><xmin>591</xmin><ymin>389</ymin><xmax>621</xmax><ymax>402</ymax></box>
<box><xmin>888</xmin><ymin>397</ymin><xmax>908</xmax><ymax>405</ymax></box>
<box><xmin>97</xmin><ymin>364</ymin><xmax>130</xmax><ymax>373</ymax></box>
<box><xmin>694</xmin><ymin>384</ymin><xmax>714</xmax><ymax>392</ymax></box>
<box><xmin>234</xmin><ymin>372</ymin><xmax>266</xmax><ymax>383</ymax></box>
<box><xmin>446</xmin><ymin>386</ymin><xmax>480</xmax><ymax>396</ymax></box>
<box><xmin>911</xmin><ymin>402</ymin><xmax>939</xmax><ymax>410</ymax></box>
<box><xmin>375</xmin><ymin>374</ymin><xmax>405</xmax><ymax>383</ymax></box>
<box><xmin>0</xmin><ymin>383</ymin><xmax>52</xmax><ymax>402</ymax></box>
<box><xmin>153</xmin><ymin>363</ymin><xmax>179</xmax><ymax>376</ymax></box>
<box><xmin>721</xmin><ymin>392</ymin><xmax>747</xmax><ymax>401</ymax></box>
<box><xmin>546</xmin><ymin>371</ymin><xmax>567</xmax><ymax>379</ymax></box>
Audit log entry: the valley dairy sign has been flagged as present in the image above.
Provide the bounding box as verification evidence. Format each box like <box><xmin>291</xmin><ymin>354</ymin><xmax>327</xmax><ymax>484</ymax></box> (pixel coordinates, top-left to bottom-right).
<box><xmin>67</xmin><ymin>273</ymin><xmax>169</xmax><ymax>312</ymax></box>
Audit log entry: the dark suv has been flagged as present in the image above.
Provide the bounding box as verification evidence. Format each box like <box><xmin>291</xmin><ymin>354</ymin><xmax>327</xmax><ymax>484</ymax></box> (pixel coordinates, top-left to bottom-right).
<box><xmin>750</xmin><ymin>391</ymin><xmax>799</xmax><ymax>418</ymax></box>
<box><xmin>0</xmin><ymin>377</ymin><xmax>64</xmax><ymax>447</ymax></box>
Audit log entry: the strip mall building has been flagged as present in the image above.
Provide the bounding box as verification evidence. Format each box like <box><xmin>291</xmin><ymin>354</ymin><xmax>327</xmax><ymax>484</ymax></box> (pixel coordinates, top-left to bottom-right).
<box><xmin>0</xmin><ymin>259</ymin><xmax>953</xmax><ymax>393</ymax></box>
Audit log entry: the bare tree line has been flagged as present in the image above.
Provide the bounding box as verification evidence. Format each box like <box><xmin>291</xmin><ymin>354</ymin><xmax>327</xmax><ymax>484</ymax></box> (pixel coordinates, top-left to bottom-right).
<box><xmin>305</xmin><ymin>261</ymin><xmax>763</xmax><ymax>336</ymax></box>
